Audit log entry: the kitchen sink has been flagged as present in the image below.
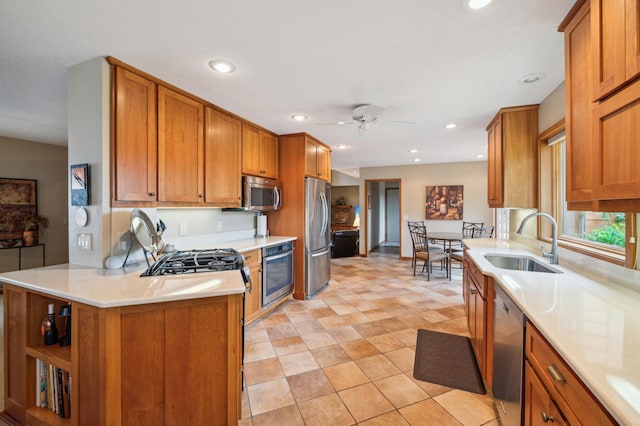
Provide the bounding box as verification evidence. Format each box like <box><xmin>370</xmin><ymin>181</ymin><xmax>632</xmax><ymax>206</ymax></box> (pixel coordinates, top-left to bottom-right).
<box><xmin>483</xmin><ymin>254</ymin><xmax>561</xmax><ymax>274</ymax></box>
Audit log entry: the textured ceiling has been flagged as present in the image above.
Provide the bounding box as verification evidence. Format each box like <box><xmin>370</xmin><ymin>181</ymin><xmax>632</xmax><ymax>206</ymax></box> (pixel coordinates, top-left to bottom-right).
<box><xmin>0</xmin><ymin>0</ymin><xmax>575</xmax><ymax>172</ymax></box>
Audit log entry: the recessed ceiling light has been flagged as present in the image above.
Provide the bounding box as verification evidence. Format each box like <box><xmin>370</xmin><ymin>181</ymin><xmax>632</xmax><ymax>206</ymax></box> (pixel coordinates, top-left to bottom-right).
<box><xmin>335</xmin><ymin>145</ymin><xmax>347</xmax><ymax>150</ymax></box>
<box><xmin>409</xmin><ymin>149</ymin><xmax>418</xmax><ymax>153</ymax></box>
<box><xmin>476</xmin><ymin>154</ymin><xmax>484</xmax><ymax>159</ymax></box>
<box><xmin>209</xmin><ymin>59</ymin><xmax>236</xmax><ymax>73</ymax></box>
<box><xmin>518</xmin><ymin>73</ymin><xmax>545</xmax><ymax>84</ymax></box>
<box><xmin>469</xmin><ymin>0</ymin><xmax>492</xmax><ymax>9</ymax></box>
<box><xmin>337</xmin><ymin>121</ymin><xmax>345</xmax><ymax>125</ymax></box>
<box><xmin>414</xmin><ymin>158</ymin><xmax>421</xmax><ymax>162</ymax></box>
<box><xmin>444</xmin><ymin>123</ymin><xmax>457</xmax><ymax>129</ymax></box>
<box><xmin>291</xmin><ymin>114</ymin><xmax>307</xmax><ymax>121</ymax></box>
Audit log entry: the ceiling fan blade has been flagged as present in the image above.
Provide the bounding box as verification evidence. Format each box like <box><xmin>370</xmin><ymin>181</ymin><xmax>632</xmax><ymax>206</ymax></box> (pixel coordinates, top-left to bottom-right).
<box><xmin>316</xmin><ymin>121</ymin><xmax>357</xmax><ymax>126</ymax></box>
<box><xmin>379</xmin><ymin>119</ymin><xmax>416</xmax><ymax>125</ymax></box>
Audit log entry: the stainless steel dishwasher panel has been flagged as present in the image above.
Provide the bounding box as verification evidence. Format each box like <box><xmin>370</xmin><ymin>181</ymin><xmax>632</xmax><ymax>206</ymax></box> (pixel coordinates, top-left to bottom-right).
<box><xmin>493</xmin><ymin>284</ymin><xmax>524</xmax><ymax>426</ymax></box>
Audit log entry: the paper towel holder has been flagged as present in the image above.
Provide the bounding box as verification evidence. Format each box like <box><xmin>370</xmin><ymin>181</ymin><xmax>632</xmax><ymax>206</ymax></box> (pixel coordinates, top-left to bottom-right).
<box><xmin>256</xmin><ymin>213</ymin><xmax>268</xmax><ymax>238</ymax></box>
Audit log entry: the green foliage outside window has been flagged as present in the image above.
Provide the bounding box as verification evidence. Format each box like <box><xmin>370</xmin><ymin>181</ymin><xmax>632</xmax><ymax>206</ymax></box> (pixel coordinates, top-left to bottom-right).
<box><xmin>583</xmin><ymin>213</ymin><xmax>626</xmax><ymax>248</ymax></box>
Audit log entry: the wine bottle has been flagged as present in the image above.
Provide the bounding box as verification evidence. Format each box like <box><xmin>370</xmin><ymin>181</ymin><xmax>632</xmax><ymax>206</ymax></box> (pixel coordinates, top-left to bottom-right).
<box><xmin>43</xmin><ymin>303</ymin><xmax>58</xmax><ymax>345</ymax></box>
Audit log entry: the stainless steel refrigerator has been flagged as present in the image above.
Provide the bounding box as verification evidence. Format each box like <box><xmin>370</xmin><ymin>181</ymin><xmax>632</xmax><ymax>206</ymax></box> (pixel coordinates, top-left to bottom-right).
<box><xmin>305</xmin><ymin>176</ymin><xmax>331</xmax><ymax>297</ymax></box>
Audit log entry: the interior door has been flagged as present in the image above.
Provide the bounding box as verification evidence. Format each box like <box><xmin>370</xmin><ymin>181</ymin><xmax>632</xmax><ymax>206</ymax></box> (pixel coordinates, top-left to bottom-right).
<box><xmin>385</xmin><ymin>188</ymin><xmax>399</xmax><ymax>243</ymax></box>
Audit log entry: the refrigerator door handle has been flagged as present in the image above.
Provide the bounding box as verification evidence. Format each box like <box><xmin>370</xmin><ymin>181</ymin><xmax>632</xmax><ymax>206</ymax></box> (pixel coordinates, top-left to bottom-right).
<box><xmin>320</xmin><ymin>191</ymin><xmax>329</xmax><ymax>236</ymax></box>
<box><xmin>311</xmin><ymin>248</ymin><xmax>331</xmax><ymax>257</ymax></box>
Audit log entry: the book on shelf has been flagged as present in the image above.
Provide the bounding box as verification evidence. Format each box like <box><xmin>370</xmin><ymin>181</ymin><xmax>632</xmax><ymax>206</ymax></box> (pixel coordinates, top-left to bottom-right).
<box><xmin>35</xmin><ymin>358</ymin><xmax>71</xmax><ymax>418</ymax></box>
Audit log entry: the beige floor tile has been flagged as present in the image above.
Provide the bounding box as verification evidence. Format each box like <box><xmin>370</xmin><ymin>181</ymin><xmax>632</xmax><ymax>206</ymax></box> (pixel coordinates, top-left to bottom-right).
<box><xmin>237</xmin><ymin>418</ymin><xmax>252</xmax><ymax>426</ymax></box>
<box><xmin>327</xmin><ymin>325</ymin><xmax>362</xmax><ymax>343</ymax></box>
<box><xmin>355</xmin><ymin>354</ymin><xmax>401</xmax><ymax>381</ymax></box>
<box><xmin>298</xmin><ymin>393</ymin><xmax>355</xmax><ymax>426</ymax></box>
<box><xmin>251</xmin><ymin>404</ymin><xmax>305</xmax><ymax>425</ymax></box>
<box><xmin>245</xmin><ymin>324</ymin><xmax>270</xmax><ymax>344</ymax></box>
<box><xmin>278</xmin><ymin>350</ymin><xmax>320</xmax><ymax>376</ymax></box>
<box><xmin>340</xmin><ymin>339</ymin><xmax>381</xmax><ymax>360</ymax></box>
<box><xmin>434</xmin><ymin>389</ymin><xmax>497</xmax><ymax>425</ymax></box>
<box><xmin>358</xmin><ymin>410</ymin><xmax>410</xmax><ymax>425</ymax></box>
<box><xmin>244</xmin><ymin>357</ymin><xmax>285</xmax><ymax>386</ymax></box>
<box><xmin>330</xmin><ymin>303</ymin><xmax>358</xmax><ymax>315</ymax></box>
<box><xmin>419</xmin><ymin>310</ymin><xmax>451</xmax><ymax>323</ymax></box>
<box><xmin>317</xmin><ymin>315</ymin><xmax>349</xmax><ymax>329</ymax></box>
<box><xmin>384</xmin><ymin>347</ymin><xmax>416</xmax><ymax>372</ymax></box>
<box><xmin>246</xmin><ymin>378</ymin><xmax>295</xmax><ymax>416</ymax></box>
<box><xmin>390</xmin><ymin>328</ymin><xmax>418</xmax><ymax>346</ymax></box>
<box><xmin>245</xmin><ymin>341</ymin><xmax>276</xmax><ymax>362</ymax></box>
<box><xmin>271</xmin><ymin>335</ymin><xmax>308</xmax><ymax>356</ymax></box>
<box><xmin>284</xmin><ymin>310</ymin><xmax>315</xmax><ymax>324</ymax></box>
<box><xmin>261</xmin><ymin>312</ymin><xmax>291</xmax><ymax>327</ymax></box>
<box><xmin>311</xmin><ymin>344</ymin><xmax>352</xmax><ymax>367</ymax></box>
<box><xmin>374</xmin><ymin>373</ymin><xmax>429</xmax><ymax>408</ymax></box>
<box><xmin>293</xmin><ymin>318</ymin><xmax>325</xmax><ymax>335</ymax></box>
<box><xmin>338</xmin><ymin>311</ymin><xmax>372</xmax><ymax>325</ymax></box>
<box><xmin>286</xmin><ymin>369</ymin><xmax>335</xmax><ymax>402</ymax></box>
<box><xmin>265</xmin><ymin>322</ymin><xmax>299</xmax><ymax>340</ymax></box>
<box><xmin>363</xmin><ymin>308</ymin><xmax>393</xmax><ymax>321</ymax></box>
<box><xmin>367</xmin><ymin>333</ymin><xmax>405</xmax><ymax>353</ymax></box>
<box><xmin>301</xmin><ymin>330</ymin><xmax>337</xmax><ymax>349</ymax></box>
<box><xmin>399</xmin><ymin>399</ymin><xmax>461</xmax><ymax>426</ymax></box>
<box><xmin>377</xmin><ymin>317</ymin><xmax>410</xmax><ymax>333</ymax></box>
<box><xmin>309</xmin><ymin>306</ymin><xmax>335</xmax><ymax>319</ymax></box>
<box><xmin>338</xmin><ymin>382</ymin><xmax>394</xmax><ymax>422</ymax></box>
<box><xmin>323</xmin><ymin>361</ymin><xmax>370</xmax><ymax>391</ymax></box>
<box><xmin>410</xmin><ymin>374</ymin><xmax>454</xmax><ymax>397</ymax></box>
<box><xmin>353</xmin><ymin>320</ymin><xmax>390</xmax><ymax>337</ymax></box>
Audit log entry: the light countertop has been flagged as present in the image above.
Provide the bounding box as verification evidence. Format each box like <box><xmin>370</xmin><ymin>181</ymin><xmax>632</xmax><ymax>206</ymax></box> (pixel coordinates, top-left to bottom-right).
<box><xmin>0</xmin><ymin>236</ymin><xmax>296</xmax><ymax>309</ymax></box>
<box><xmin>464</xmin><ymin>238</ymin><xmax>640</xmax><ymax>425</ymax></box>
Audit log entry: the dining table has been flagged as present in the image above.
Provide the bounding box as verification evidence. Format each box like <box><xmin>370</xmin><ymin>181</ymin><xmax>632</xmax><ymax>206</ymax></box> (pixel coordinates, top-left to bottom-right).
<box><xmin>427</xmin><ymin>231</ymin><xmax>463</xmax><ymax>281</ymax></box>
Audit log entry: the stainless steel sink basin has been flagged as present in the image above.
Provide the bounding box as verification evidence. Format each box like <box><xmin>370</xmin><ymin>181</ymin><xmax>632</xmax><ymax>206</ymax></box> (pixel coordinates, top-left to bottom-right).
<box><xmin>483</xmin><ymin>254</ymin><xmax>561</xmax><ymax>274</ymax></box>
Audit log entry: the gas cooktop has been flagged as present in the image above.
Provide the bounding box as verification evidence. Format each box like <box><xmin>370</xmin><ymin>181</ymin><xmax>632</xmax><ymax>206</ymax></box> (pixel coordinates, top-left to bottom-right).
<box><xmin>141</xmin><ymin>248</ymin><xmax>244</xmax><ymax>277</ymax></box>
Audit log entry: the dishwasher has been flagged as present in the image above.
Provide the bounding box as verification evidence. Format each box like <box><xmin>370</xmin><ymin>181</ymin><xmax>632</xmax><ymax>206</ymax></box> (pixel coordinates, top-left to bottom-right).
<box><xmin>493</xmin><ymin>284</ymin><xmax>525</xmax><ymax>426</ymax></box>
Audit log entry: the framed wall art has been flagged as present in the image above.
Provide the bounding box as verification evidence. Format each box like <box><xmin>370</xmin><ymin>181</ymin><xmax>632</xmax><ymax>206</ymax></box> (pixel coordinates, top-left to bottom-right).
<box><xmin>425</xmin><ymin>185</ymin><xmax>463</xmax><ymax>220</ymax></box>
<box><xmin>70</xmin><ymin>163</ymin><xmax>90</xmax><ymax>206</ymax></box>
<box><xmin>0</xmin><ymin>178</ymin><xmax>37</xmax><ymax>241</ymax></box>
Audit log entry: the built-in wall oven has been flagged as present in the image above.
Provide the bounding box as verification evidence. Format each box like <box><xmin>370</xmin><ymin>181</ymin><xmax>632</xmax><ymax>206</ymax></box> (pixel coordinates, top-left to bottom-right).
<box><xmin>262</xmin><ymin>241</ymin><xmax>294</xmax><ymax>307</ymax></box>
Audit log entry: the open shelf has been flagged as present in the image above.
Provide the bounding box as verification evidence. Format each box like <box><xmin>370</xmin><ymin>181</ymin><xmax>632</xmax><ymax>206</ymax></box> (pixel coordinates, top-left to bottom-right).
<box><xmin>25</xmin><ymin>344</ymin><xmax>72</xmax><ymax>372</ymax></box>
<box><xmin>26</xmin><ymin>407</ymin><xmax>69</xmax><ymax>425</ymax></box>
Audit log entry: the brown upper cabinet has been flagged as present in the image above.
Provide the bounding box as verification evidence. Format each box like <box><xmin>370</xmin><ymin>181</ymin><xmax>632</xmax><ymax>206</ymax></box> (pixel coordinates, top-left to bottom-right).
<box><xmin>592</xmin><ymin>0</ymin><xmax>640</xmax><ymax>101</ymax></box>
<box><xmin>486</xmin><ymin>105</ymin><xmax>538</xmax><ymax>208</ymax></box>
<box><xmin>560</xmin><ymin>1</ymin><xmax>640</xmax><ymax>210</ymax></box>
<box><xmin>563</xmin><ymin>1</ymin><xmax>594</xmax><ymax>206</ymax></box>
<box><xmin>157</xmin><ymin>86</ymin><xmax>204</xmax><ymax>204</ymax></box>
<box><xmin>112</xmin><ymin>67</ymin><xmax>158</xmax><ymax>205</ymax></box>
<box><xmin>242</xmin><ymin>123</ymin><xmax>278</xmax><ymax>179</ymax></box>
<box><xmin>305</xmin><ymin>136</ymin><xmax>331</xmax><ymax>181</ymax></box>
<box><xmin>204</xmin><ymin>107</ymin><xmax>242</xmax><ymax>207</ymax></box>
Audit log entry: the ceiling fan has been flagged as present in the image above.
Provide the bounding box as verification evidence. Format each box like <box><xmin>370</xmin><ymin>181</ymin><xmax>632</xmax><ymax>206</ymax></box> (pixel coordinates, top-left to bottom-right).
<box><xmin>317</xmin><ymin>104</ymin><xmax>415</xmax><ymax>132</ymax></box>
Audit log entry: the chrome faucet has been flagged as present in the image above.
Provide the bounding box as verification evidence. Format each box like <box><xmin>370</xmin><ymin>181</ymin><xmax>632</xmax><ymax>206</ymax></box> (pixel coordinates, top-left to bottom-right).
<box><xmin>516</xmin><ymin>212</ymin><xmax>559</xmax><ymax>264</ymax></box>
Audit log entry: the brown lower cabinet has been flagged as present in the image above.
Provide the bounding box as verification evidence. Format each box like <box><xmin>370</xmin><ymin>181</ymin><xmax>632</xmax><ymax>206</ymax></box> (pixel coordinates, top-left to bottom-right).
<box><xmin>2</xmin><ymin>283</ymin><xmax>242</xmax><ymax>425</ymax></box>
<box><xmin>524</xmin><ymin>321</ymin><xmax>616</xmax><ymax>426</ymax></box>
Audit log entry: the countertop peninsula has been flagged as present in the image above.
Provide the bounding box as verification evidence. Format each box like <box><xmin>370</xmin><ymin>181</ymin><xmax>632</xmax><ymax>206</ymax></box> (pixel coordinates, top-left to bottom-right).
<box><xmin>464</xmin><ymin>238</ymin><xmax>640</xmax><ymax>425</ymax></box>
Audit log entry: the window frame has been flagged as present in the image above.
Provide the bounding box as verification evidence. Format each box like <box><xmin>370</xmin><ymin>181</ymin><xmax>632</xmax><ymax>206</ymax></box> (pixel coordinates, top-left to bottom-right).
<box><xmin>538</xmin><ymin>120</ymin><xmax>627</xmax><ymax>267</ymax></box>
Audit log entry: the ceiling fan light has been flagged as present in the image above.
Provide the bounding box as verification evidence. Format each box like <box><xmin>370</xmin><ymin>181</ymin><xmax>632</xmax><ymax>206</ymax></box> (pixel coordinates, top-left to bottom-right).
<box><xmin>469</xmin><ymin>0</ymin><xmax>492</xmax><ymax>9</ymax></box>
<box><xmin>209</xmin><ymin>59</ymin><xmax>236</xmax><ymax>73</ymax></box>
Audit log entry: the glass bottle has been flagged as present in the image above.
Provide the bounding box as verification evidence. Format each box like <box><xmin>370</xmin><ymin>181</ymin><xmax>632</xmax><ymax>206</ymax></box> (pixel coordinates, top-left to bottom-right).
<box><xmin>42</xmin><ymin>303</ymin><xmax>58</xmax><ymax>345</ymax></box>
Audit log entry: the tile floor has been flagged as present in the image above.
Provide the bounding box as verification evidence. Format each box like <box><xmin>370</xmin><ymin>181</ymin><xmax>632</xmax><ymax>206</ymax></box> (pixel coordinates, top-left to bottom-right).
<box><xmin>240</xmin><ymin>253</ymin><xmax>499</xmax><ymax>425</ymax></box>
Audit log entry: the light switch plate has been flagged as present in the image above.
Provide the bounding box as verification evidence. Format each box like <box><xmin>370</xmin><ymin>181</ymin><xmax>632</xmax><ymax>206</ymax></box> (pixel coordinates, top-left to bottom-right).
<box><xmin>77</xmin><ymin>233</ymin><xmax>92</xmax><ymax>250</ymax></box>
<box><xmin>179</xmin><ymin>223</ymin><xmax>187</xmax><ymax>236</ymax></box>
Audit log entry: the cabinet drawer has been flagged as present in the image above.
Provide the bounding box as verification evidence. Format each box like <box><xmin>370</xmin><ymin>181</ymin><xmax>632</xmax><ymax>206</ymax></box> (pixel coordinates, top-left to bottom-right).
<box><xmin>525</xmin><ymin>322</ymin><xmax>615</xmax><ymax>425</ymax></box>
<box><xmin>466</xmin><ymin>257</ymin><xmax>487</xmax><ymax>298</ymax></box>
<box><xmin>241</xmin><ymin>249</ymin><xmax>261</xmax><ymax>266</ymax></box>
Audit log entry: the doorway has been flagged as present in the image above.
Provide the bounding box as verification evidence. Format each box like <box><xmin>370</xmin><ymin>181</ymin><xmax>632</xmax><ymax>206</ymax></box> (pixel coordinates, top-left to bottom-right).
<box><xmin>364</xmin><ymin>179</ymin><xmax>401</xmax><ymax>259</ymax></box>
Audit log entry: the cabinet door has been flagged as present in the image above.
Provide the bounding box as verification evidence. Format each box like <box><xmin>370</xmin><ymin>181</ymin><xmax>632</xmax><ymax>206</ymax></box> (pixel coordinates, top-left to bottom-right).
<box><xmin>487</xmin><ymin>118</ymin><xmax>503</xmax><ymax>207</ymax></box>
<box><xmin>592</xmin><ymin>0</ymin><xmax>640</xmax><ymax>100</ymax></box>
<box><xmin>259</xmin><ymin>131</ymin><xmax>279</xmax><ymax>179</ymax></box>
<box><xmin>316</xmin><ymin>143</ymin><xmax>331</xmax><ymax>180</ymax></box>
<box><xmin>241</xmin><ymin>123</ymin><xmax>262</xmax><ymax>176</ymax></box>
<box><xmin>565</xmin><ymin>2</ymin><xmax>594</xmax><ymax>203</ymax></box>
<box><xmin>157</xmin><ymin>86</ymin><xmax>204</xmax><ymax>203</ymax></box>
<box><xmin>113</xmin><ymin>67</ymin><xmax>157</xmax><ymax>203</ymax></box>
<box><xmin>305</xmin><ymin>138</ymin><xmax>331</xmax><ymax>181</ymax></box>
<box><xmin>205</xmin><ymin>108</ymin><xmax>242</xmax><ymax>206</ymax></box>
<box><xmin>524</xmin><ymin>362</ymin><xmax>567</xmax><ymax>426</ymax></box>
<box><xmin>592</xmin><ymin>77</ymin><xmax>640</xmax><ymax>200</ymax></box>
<box><xmin>244</xmin><ymin>262</ymin><xmax>263</xmax><ymax>322</ymax></box>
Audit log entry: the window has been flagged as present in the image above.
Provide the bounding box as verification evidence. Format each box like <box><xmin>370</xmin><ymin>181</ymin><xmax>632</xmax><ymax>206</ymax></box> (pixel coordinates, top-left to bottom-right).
<box><xmin>542</xmin><ymin>127</ymin><xmax>626</xmax><ymax>263</ymax></box>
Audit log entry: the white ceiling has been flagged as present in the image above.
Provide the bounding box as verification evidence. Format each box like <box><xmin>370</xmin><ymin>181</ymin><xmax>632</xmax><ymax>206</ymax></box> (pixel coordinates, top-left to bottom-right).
<box><xmin>0</xmin><ymin>0</ymin><xmax>574</xmax><ymax>173</ymax></box>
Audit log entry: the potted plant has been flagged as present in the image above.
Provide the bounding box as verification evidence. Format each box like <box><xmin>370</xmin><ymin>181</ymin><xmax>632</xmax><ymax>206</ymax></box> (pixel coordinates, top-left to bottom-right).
<box><xmin>22</xmin><ymin>213</ymin><xmax>49</xmax><ymax>246</ymax></box>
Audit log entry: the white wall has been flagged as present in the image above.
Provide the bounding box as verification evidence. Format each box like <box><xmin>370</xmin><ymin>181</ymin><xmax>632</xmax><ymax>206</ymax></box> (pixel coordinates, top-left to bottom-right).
<box><xmin>0</xmin><ymin>137</ymin><xmax>68</xmax><ymax>269</ymax></box>
<box><xmin>360</xmin><ymin>161</ymin><xmax>491</xmax><ymax>258</ymax></box>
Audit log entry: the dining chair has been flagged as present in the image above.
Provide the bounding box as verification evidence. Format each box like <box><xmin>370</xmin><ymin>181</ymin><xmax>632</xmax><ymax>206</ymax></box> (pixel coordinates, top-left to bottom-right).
<box><xmin>411</xmin><ymin>224</ymin><xmax>448</xmax><ymax>280</ymax></box>
<box><xmin>447</xmin><ymin>221</ymin><xmax>484</xmax><ymax>254</ymax></box>
<box><xmin>478</xmin><ymin>225</ymin><xmax>495</xmax><ymax>238</ymax></box>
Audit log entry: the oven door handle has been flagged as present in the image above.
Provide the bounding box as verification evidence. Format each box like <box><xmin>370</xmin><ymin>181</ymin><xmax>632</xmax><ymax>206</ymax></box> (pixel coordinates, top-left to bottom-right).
<box><xmin>264</xmin><ymin>250</ymin><xmax>293</xmax><ymax>262</ymax></box>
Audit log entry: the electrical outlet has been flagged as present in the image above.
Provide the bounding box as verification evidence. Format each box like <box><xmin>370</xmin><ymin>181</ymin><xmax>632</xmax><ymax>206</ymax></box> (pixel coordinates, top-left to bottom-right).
<box><xmin>179</xmin><ymin>222</ymin><xmax>187</xmax><ymax>236</ymax></box>
<box><xmin>119</xmin><ymin>240</ymin><xmax>128</xmax><ymax>250</ymax></box>
<box><xmin>630</xmin><ymin>236</ymin><xmax>636</xmax><ymax>244</ymax></box>
<box><xmin>77</xmin><ymin>233</ymin><xmax>92</xmax><ymax>250</ymax></box>
<box><xmin>217</xmin><ymin>220</ymin><xmax>223</xmax><ymax>232</ymax></box>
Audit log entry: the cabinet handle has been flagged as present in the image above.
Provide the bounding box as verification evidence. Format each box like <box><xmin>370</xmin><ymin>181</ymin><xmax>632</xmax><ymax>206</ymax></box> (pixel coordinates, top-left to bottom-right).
<box><xmin>541</xmin><ymin>411</ymin><xmax>555</xmax><ymax>423</ymax></box>
<box><xmin>470</xmin><ymin>289</ymin><xmax>477</xmax><ymax>295</ymax></box>
<box><xmin>546</xmin><ymin>364</ymin><xmax>566</xmax><ymax>383</ymax></box>
<box><xmin>149</xmin><ymin>192</ymin><xmax>156</xmax><ymax>196</ymax></box>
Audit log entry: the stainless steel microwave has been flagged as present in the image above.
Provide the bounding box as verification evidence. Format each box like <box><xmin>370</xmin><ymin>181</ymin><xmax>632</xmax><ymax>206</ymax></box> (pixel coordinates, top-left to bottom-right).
<box><xmin>243</xmin><ymin>176</ymin><xmax>282</xmax><ymax>211</ymax></box>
